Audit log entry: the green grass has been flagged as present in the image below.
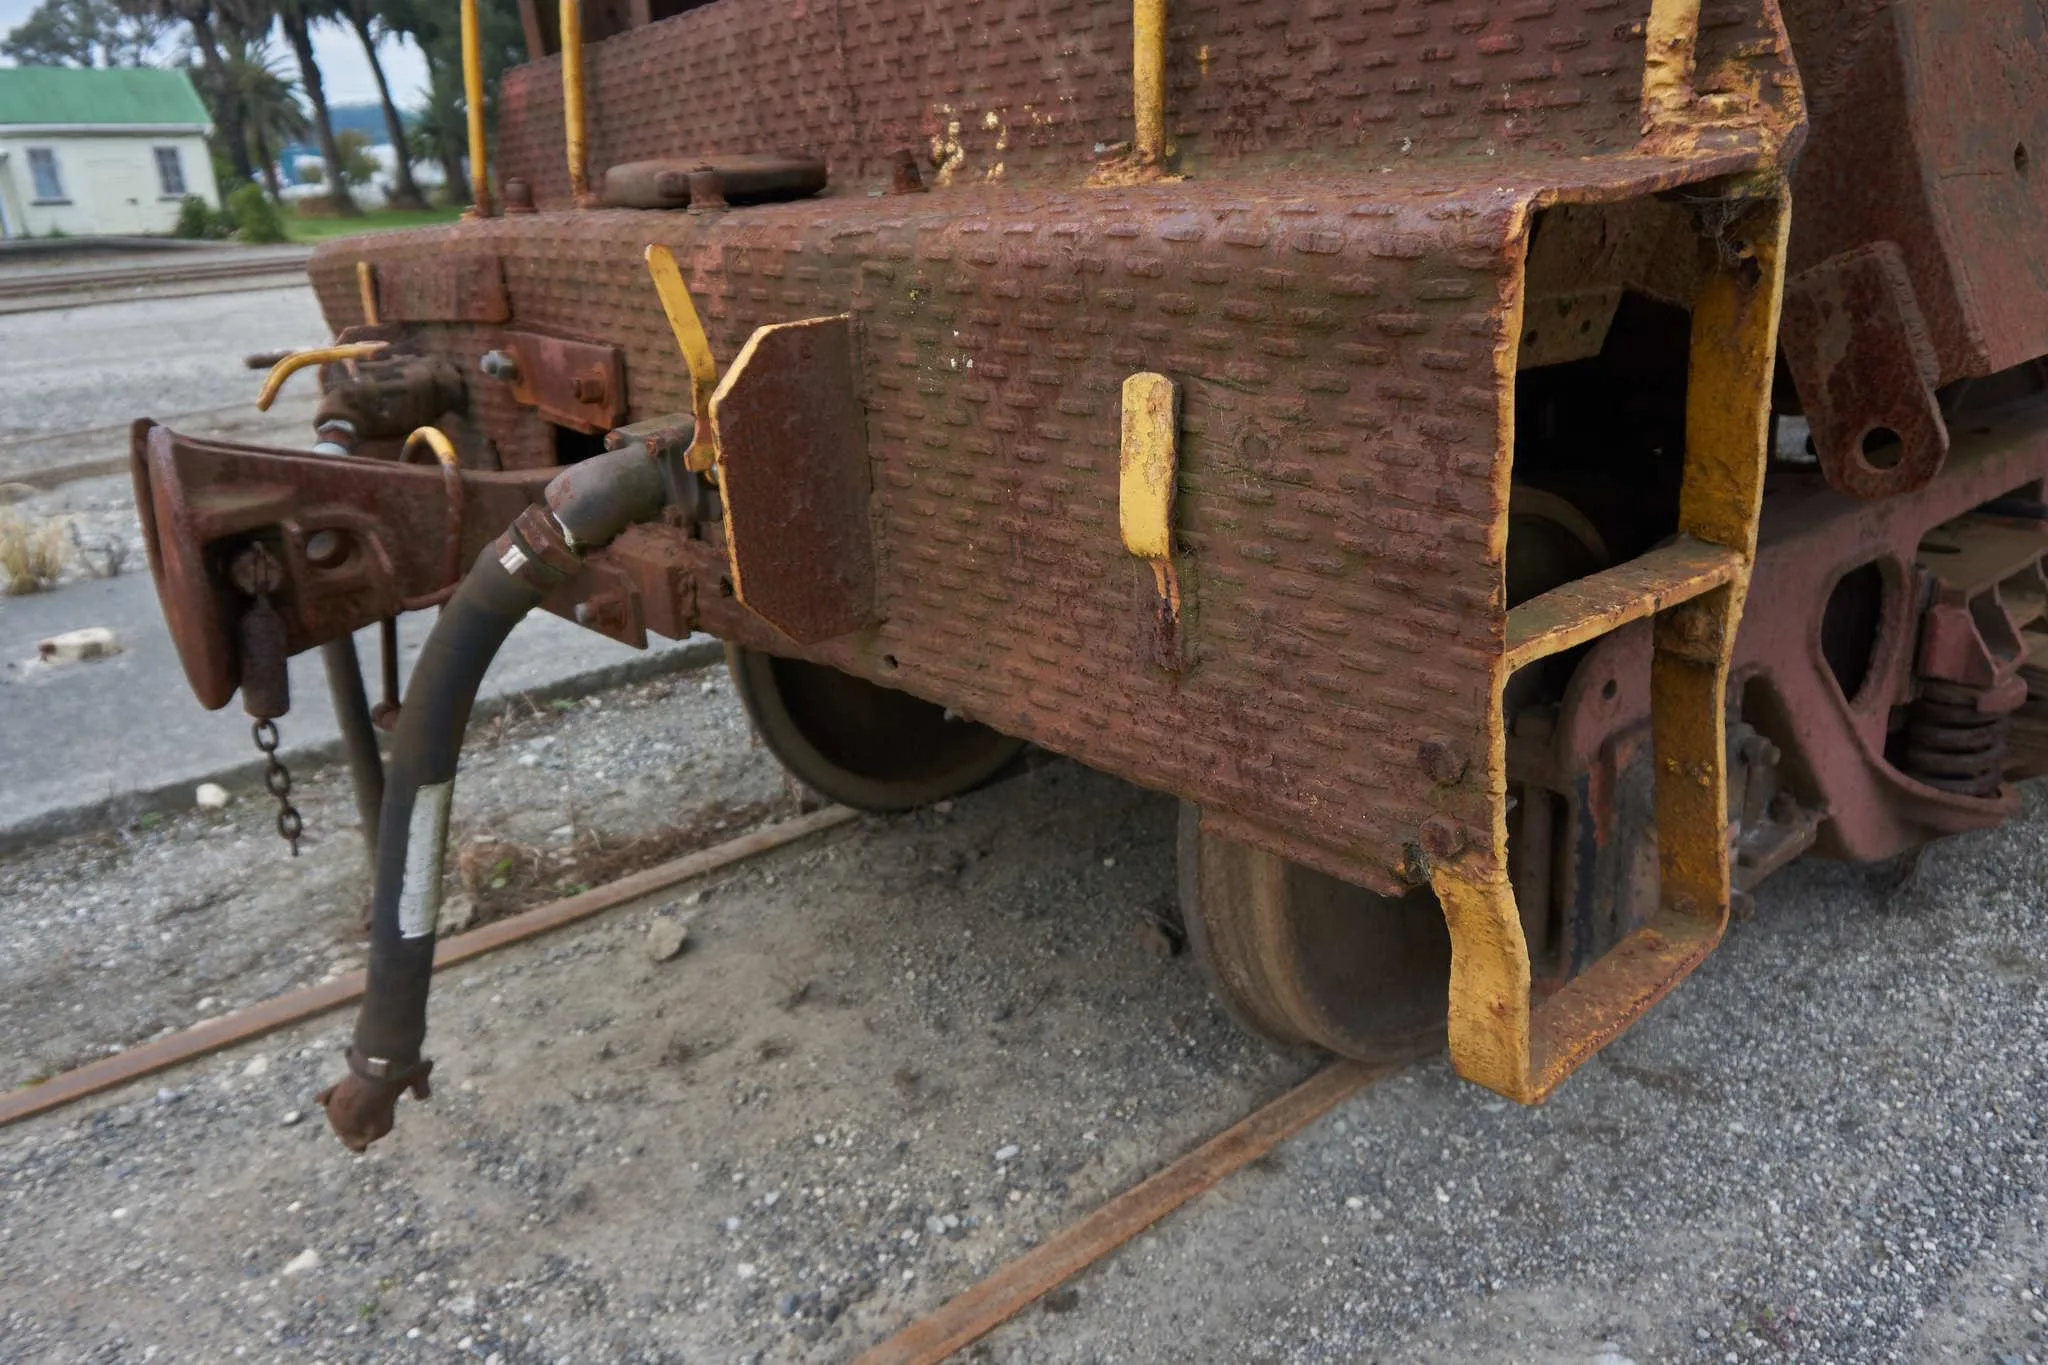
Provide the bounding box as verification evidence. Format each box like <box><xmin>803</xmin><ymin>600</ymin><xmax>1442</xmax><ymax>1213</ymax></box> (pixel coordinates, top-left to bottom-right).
<box><xmin>284</xmin><ymin>205</ymin><xmax>464</xmax><ymax>244</ymax></box>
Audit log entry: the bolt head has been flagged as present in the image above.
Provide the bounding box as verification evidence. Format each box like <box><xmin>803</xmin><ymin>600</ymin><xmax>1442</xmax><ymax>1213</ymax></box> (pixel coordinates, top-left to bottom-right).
<box><xmin>1418</xmin><ymin>737</ymin><xmax>1467</xmax><ymax>785</ymax></box>
<box><xmin>1420</xmin><ymin>814</ymin><xmax>1466</xmax><ymax>859</ymax></box>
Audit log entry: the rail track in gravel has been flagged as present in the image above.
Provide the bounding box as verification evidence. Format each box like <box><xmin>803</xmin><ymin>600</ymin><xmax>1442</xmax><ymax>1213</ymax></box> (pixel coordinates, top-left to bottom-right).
<box><xmin>0</xmin><ymin>249</ymin><xmax>314</xmax><ymax>314</ymax></box>
<box><xmin>0</xmin><ymin>795</ymin><xmax>1393</xmax><ymax>1363</ymax></box>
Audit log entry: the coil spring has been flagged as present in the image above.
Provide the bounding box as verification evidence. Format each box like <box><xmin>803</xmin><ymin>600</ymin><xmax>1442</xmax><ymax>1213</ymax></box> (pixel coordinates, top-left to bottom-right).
<box><xmin>1901</xmin><ymin>679</ymin><xmax>2013</xmax><ymax>797</ymax></box>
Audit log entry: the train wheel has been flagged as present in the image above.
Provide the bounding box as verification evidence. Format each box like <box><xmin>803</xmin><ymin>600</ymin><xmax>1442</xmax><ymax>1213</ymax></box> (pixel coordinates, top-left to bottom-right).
<box><xmin>726</xmin><ymin>646</ymin><xmax>1028</xmax><ymax>813</ymax></box>
<box><xmin>1177</xmin><ymin>805</ymin><xmax>1452</xmax><ymax>1062</ymax></box>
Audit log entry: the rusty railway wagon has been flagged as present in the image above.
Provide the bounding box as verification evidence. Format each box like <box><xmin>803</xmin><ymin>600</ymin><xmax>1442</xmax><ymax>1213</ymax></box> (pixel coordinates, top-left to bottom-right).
<box><xmin>130</xmin><ymin>0</ymin><xmax>2048</xmax><ymax>1148</ymax></box>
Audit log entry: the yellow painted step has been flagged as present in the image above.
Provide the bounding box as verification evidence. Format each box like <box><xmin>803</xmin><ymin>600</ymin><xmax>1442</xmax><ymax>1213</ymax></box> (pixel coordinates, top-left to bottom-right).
<box><xmin>1504</xmin><ymin>536</ymin><xmax>1745</xmax><ymax>673</ymax></box>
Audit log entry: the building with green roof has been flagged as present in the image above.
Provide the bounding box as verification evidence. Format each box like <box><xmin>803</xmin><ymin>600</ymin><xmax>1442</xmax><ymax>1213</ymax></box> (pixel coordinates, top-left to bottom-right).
<box><xmin>0</xmin><ymin>67</ymin><xmax>220</xmax><ymax>239</ymax></box>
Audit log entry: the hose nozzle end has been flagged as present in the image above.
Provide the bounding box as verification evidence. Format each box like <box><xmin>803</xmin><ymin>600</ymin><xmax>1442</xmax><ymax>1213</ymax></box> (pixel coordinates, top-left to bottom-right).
<box><xmin>315</xmin><ymin>1054</ymin><xmax>433</xmax><ymax>1152</ymax></box>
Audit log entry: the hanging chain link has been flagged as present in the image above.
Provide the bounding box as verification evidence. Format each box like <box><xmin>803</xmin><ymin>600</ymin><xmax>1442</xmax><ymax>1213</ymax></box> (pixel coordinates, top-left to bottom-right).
<box><xmin>230</xmin><ymin>542</ymin><xmax>303</xmax><ymax>860</ymax></box>
<box><xmin>251</xmin><ymin>718</ymin><xmax>304</xmax><ymax>856</ymax></box>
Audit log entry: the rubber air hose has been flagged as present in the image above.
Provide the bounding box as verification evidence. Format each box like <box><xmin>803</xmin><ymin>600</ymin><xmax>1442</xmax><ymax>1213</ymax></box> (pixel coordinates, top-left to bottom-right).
<box><xmin>317</xmin><ymin>444</ymin><xmax>668</xmax><ymax>1151</ymax></box>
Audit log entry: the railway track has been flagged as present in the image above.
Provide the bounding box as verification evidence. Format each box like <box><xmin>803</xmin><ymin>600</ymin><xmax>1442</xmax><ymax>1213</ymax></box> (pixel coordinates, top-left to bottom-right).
<box><xmin>0</xmin><ymin>249</ymin><xmax>313</xmax><ymax>313</ymax></box>
<box><xmin>0</xmin><ymin>793</ymin><xmax>1389</xmax><ymax>1362</ymax></box>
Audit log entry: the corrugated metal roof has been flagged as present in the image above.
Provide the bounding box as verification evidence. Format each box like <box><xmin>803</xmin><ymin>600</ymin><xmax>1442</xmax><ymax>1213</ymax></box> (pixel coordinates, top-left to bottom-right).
<box><xmin>0</xmin><ymin>66</ymin><xmax>211</xmax><ymax>130</ymax></box>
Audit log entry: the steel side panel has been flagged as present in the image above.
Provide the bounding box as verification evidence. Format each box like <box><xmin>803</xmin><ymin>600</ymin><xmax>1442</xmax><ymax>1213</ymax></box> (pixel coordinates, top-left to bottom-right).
<box><xmin>312</xmin><ymin>182</ymin><xmax>1544</xmax><ymax>892</ymax></box>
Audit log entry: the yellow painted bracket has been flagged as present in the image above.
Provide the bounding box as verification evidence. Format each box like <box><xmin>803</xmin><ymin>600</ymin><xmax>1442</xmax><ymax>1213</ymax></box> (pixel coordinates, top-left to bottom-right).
<box><xmin>644</xmin><ymin>243</ymin><xmax>721</xmax><ymax>471</ymax></box>
<box><xmin>255</xmin><ymin>342</ymin><xmax>388</xmax><ymax>412</ymax></box>
<box><xmin>1430</xmin><ymin>190</ymin><xmax>1792</xmax><ymax>1104</ymax></box>
<box><xmin>1119</xmin><ymin>373</ymin><xmax>1176</xmax><ymax>559</ymax></box>
<box><xmin>1120</xmin><ymin>372</ymin><xmax>1183</xmax><ymax>618</ymax></box>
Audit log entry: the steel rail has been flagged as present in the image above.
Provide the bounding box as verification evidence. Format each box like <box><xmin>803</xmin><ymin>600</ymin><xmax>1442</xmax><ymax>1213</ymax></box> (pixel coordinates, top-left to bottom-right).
<box><xmin>0</xmin><ymin>804</ymin><xmax>858</xmax><ymax>1130</ymax></box>
<box><xmin>854</xmin><ymin>1058</ymin><xmax>1390</xmax><ymax>1365</ymax></box>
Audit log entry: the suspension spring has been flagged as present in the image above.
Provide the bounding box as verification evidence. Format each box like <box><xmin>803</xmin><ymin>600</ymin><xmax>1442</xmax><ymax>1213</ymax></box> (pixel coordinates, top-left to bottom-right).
<box><xmin>1901</xmin><ymin>679</ymin><xmax>2015</xmax><ymax>797</ymax></box>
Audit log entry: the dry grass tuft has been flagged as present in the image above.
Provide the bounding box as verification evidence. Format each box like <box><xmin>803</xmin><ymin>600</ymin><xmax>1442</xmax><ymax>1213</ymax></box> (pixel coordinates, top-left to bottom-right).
<box><xmin>451</xmin><ymin>799</ymin><xmax>781</xmax><ymax>926</ymax></box>
<box><xmin>0</xmin><ymin>510</ymin><xmax>70</xmax><ymax>594</ymax></box>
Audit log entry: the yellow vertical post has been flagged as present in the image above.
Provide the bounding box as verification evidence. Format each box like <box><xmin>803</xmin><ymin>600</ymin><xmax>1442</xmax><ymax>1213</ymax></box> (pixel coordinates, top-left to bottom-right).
<box><xmin>1132</xmin><ymin>0</ymin><xmax>1167</xmax><ymax>162</ymax></box>
<box><xmin>560</xmin><ymin>0</ymin><xmax>589</xmax><ymax>205</ymax></box>
<box><xmin>355</xmin><ymin>261</ymin><xmax>379</xmax><ymax>326</ymax></box>
<box><xmin>461</xmin><ymin>0</ymin><xmax>492</xmax><ymax>216</ymax></box>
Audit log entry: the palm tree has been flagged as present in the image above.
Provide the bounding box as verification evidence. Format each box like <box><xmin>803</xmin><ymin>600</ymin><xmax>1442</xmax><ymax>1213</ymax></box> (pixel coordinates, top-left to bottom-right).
<box><xmin>122</xmin><ymin>0</ymin><xmax>255</xmax><ymax>185</ymax></box>
<box><xmin>338</xmin><ymin>0</ymin><xmax>424</xmax><ymax>208</ymax></box>
<box><xmin>274</xmin><ymin>0</ymin><xmax>358</xmax><ymax>214</ymax></box>
<box><xmin>221</xmin><ymin>37</ymin><xmax>308</xmax><ymax>197</ymax></box>
<box><xmin>407</xmin><ymin>71</ymin><xmax>467</xmax><ymax>205</ymax></box>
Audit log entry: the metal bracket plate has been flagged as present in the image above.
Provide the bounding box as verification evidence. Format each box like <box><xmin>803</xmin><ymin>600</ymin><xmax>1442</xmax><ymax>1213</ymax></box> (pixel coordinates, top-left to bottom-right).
<box><xmin>711</xmin><ymin>314</ymin><xmax>876</xmax><ymax>644</ymax></box>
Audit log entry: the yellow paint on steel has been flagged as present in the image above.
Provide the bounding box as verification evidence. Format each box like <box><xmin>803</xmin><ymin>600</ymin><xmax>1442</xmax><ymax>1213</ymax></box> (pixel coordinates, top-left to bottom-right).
<box><xmin>707</xmin><ymin>321</ymin><xmax>778</xmax><ymax>605</ymax></box>
<box><xmin>1502</xmin><ymin>537</ymin><xmax>1742</xmax><ymax>673</ymax></box>
<box><xmin>1640</xmin><ymin>0</ymin><xmax>1703</xmax><ymax>131</ymax></box>
<box><xmin>399</xmin><ymin>425</ymin><xmax>460</xmax><ymax>468</ymax></box>
<box><xmin>644</xmin><ymin>243</ymin><xmax>722</xmax><ymax>470</ymax></box>
<box><xmin>560</xmin><ymin>0</ymin><xmax>589</xmax><ymax>205</ymax></box>
<box><xmin>1132</xmin><ymin>0</ymin><xmax>1167</xmax><ymax>162</ymax></box>
<box><xmin>255</xmin><ymin>342</ymin><xmax>388</xmax><ymax>411</ymax></box>
<box><xmin>1119</xmin><ymin>372</ymin><xmax>1177</xmax><ymax>560</ymax></box>
<box><xmin>355</xmin><ymin>261</ymin><xmax>379</xmax><ymax>326</ymax></box>
<box><xmin>1430</xmin><ymin>190</ymin><xmax>1790</xmax><ymax>1105</ymax></box>
<box><xmin>461</xmin><ymin>0</ymin><xmax>492</xmax><ymax>216</ymax></box>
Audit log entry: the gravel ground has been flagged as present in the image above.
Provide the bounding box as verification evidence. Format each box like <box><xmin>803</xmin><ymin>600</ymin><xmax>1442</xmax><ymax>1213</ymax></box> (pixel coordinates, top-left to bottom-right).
<box><xmin>0</xmin><ymin>666</ymin><xmax>782</xmax><ymax>1092</ymax></box>
<box><xmin>1</xmin><ymin>679</ymin><xmax>2045</xmax><ymax>1364</ymax></box>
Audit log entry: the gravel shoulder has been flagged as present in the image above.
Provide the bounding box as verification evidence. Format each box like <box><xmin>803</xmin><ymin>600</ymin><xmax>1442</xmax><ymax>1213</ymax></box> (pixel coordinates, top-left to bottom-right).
<box><xmin>1</xmin><ymin>671</ymin><xmax>2044</xmax><ymax>1365</ymax></box>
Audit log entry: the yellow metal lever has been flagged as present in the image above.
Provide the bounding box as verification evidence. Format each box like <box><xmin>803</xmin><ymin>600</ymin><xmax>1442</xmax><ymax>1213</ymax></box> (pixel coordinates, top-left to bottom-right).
<box><xmin>255</xmin><ymin>342</ymin><xmax>388</xmax><ymax>412</ymax></box>
<box><xmin>644</xmin><ymin>243</ymin><xmax>721</xmax><ymax>472</ymax></box>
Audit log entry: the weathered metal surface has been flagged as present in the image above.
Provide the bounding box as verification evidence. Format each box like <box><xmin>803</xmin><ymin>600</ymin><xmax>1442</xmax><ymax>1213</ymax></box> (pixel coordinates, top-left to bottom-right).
<box><xmin>260</xmin><ymin>0</ymin><xmax>1866</xmax><ymax>1108</ymax></box>
<box><xmin>130</xmin><ymin>422</ymin><xmax>556</xmax><ymax>710</ymax></box>
<box><xmin>600</xmin><ymin>156</ymin><xmax>829</xmax><ymax>209</ymax></box>
<box><xmin>493</xmin><ymin>0</ymin><xmax>1797</xmax><ymax>206</ymax></box>
<box><xmin>1782</xmin><ymin>0</ymin><xmax>2048</xmax><ymax>384</ymax></box>
<box><xmin>1553</xmin><ymin>392</ymin><xmax>2048</xmax><ymax>881</ymax></box>
<box><xmin>313</xmin><ymin>354</ymin><xmax>467</xmax><ymax>446</ymax></box>
<box><xmin>503</xmin><ymin>330</ymin><xmax>627</xmax><ymax>432</ymax></box>
<box><xmin>367</xmin><ymin>253</ymin><xmax>510</xmax><ymax>325</ymax></box>
<box><xmin>711</xmin><ymin>315</ymin><xmax>875</xmax><ymax>644</ymax></box>
<box><xmin>308</xmin><ymin>150</ymin><xmax>1790</xmax><ymax>899</ymax></box>
<box><xmin>1779</xmin><ymin>242</ymin><xmax>1949</xmax><ymax>499</ymax></box>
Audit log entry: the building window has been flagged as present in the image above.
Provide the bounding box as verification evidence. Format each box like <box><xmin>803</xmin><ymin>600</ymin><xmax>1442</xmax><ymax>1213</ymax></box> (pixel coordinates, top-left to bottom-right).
<box><xmin>26</xmin><ymin>148</ymin><xmax>64</xmax><ymax>203</ymax></box>
<box><xmin>153</xmin><ymin>146</ymin><xmax>186</xmax><ymax>198</ymax></box>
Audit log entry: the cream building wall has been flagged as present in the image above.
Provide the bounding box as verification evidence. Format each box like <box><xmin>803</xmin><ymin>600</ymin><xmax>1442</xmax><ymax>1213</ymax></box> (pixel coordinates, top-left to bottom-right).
<box><xmin>0</xmin><ymin>130</ymin><xmax>219</xmax><ymax>239</ymax></box>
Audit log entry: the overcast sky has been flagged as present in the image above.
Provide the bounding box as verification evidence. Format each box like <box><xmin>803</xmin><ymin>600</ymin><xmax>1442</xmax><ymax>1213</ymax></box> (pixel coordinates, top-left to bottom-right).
<box><xmin>0</xmin><ymin>0</ymin><xmax>431</xmax><ymax>107</ymax></box>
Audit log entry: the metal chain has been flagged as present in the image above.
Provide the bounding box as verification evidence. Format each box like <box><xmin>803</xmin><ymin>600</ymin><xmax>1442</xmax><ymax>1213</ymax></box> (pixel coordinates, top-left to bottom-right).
<box><xmin>252</xmin><ymin>718</ymin><xmax>304</xmax><ymax>856</ymax></box>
